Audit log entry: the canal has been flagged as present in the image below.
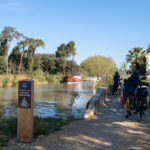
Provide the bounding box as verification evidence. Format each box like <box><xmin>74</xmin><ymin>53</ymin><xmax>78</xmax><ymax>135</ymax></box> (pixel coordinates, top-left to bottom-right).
<box><xmin>0</xmin><ymin>81</ymin><xmax>93</xmax><ymax>119</ymax></box>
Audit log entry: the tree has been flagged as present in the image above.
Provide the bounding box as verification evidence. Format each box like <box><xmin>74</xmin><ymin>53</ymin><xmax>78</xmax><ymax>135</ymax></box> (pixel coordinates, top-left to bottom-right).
<box><xmin>27</xmin><ymin>38</ymin><xmax>44</xmax><ymax>73</ymax></box>
<box><xmin>0</xmin><ymin>26</ymin><xmax>22</xmax><ymax>75</ymax></box>
<box><xmin>65</xmin><ymin>41</ymin><xmax>76</xmax><ymax>75</ymax></box>
<box><xmin>119</xmin><ymin>62</ymin><xmax>127</xmax><ymax>72</ymax></box>
<box><xmin>126</xmin><ymin>47</ymin><xmax>146</xmax><ymax>71</ymax></box>
<box><xmin>9</xmin><ymin>46</ymin><xmax>21</xmax><ymax>73</ymax></box>
<box><xmin>55</xmin><ymin>44</ymin><xmax>67</xmax><ymax>75</ymax></box>
<box><xmin>81</xmin><ymin>56</ymin><xmax>117</xmax><ymax>82</ymax></box>
<box><xmin>18</xmin><ymin>38</ymin><xmax>30</xmax><ymax>74</ymax></box>
<box><xmin>40</xmin><ymin>54</ymin><xmax>56</xmax><ymax>73</ymax></box>
<box><xmin>0</xmin><ymin>56</ymin><xmax>6</xmax><ymax>74</ymax></box>
<box><xmin>55</xmin><ymin>41</ymin><xmax>76</xmax><ymax>75</ymax></box>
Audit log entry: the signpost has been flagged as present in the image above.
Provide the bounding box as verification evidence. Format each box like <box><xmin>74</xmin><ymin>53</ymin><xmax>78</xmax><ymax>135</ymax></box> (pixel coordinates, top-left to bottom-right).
<box><xmin>18</xmin><ymin>80</ymin><xmax>34</xmax><ymax>142</ymax></box>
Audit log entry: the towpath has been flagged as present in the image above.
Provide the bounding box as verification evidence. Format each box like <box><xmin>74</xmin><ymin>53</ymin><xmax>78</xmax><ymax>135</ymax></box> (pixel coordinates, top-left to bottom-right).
<box><xmin>4</xmin><ymin>94</ymin><xmax>150</xmax><ymax>150</ymax></box>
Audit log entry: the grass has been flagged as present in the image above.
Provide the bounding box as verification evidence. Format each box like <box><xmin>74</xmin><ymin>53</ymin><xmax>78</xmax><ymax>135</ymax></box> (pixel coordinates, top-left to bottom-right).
<box><xmin>0</xmin><ymin>116</ymin><xmax>77</xmax><ymax>149</ymax></box>
<box><xmin>1</xmin><ymin>77</ymin><xmax>10</xmax><ymax>88</ymax></box>
<box><xmin>11</xmin><ymin>75</ymin><xmax>18</xmax><ymax>87</ymax></box>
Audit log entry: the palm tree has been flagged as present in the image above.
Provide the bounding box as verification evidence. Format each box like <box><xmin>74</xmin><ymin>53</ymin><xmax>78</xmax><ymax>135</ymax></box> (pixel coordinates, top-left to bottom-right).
<box><xmin>126</xmin><ymin>47</ymin><xmax>146</xmax><ymax>71</ymax></box>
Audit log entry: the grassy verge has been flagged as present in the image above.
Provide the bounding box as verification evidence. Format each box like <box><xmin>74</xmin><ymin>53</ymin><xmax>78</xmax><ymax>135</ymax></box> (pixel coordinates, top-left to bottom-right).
<box><xmin>0</xmin><ymin>72</ymin><xmax>64</xmax><ymax>88</ymax></box>
<box><xmin>0</xmin><ymin>116</ymin><xmax>77</xmax><ymax>149</ymax></box>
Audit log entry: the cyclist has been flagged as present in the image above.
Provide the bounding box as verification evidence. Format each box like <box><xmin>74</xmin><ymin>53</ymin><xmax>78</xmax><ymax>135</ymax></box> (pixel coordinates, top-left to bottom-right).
<box><xmin>123</xmin><ymin>70</ymin><xmax>149</xmax><ymax>118</ymax></box>
<box><xmin>112</xmin><ymin>71</ymin><xmax>121</xmax><ymax>95</ymax></box>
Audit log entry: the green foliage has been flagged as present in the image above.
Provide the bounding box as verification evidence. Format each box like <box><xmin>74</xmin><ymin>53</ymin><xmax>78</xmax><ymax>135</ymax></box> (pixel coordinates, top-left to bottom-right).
<box><xmin>0</xmin><ymin>26</ymin><xmax>23</xmax><ymax>75</ymax></box>
<box><xmin>33</xmin><ymin>70</ymin><xmax>45</xmax><ymax>82</ymax></box>
<box><xmin>0</xmin><ymin>26</ymin><xmax>79</xmax><ymax>76</ymax></box>
<box><xmin>126</xmin><ymin>47</ymin><xmax>146</xmax><ymax>72</ymax></box>
<box><xmin>95</xmin><ymin>80</ymin><xmax>112</xmax><ymax>90</ymax></box>
<box><xmin>40</xmin><ymin>54</ymin><xmax>56</xmax><ymax>73</ymax></box>
<box><xmin>0</xmin><ymin>56</ymin><xmax>6</xmax><ymax>74</ymax></box>
<box><xmin>11</xmin><ymin>75</ymin><xmax>17</xmax><ymax>87</ymax></box>
<box><xmin>9</xmin><ymin>46</ymin><xmax>21</xmax><ymax>73</ymax></box>
<box><xmin>34</xmin><ymin>116</ymin><xmax>76</xmax><ymax>137</ymax></box>
<box><xmin>46</xmin><ymin>74</ymin><xmax>59</xmax><ymax>83</ymax></box>
<box><xmin>55</xmin><ymin>41</ymin><xmax>76</xmax><ymax>75</ymax></box>
<box><xmin>81</xmin><ymin>55</ymin><xmax>117</xmax><ymax>82</ymax></box>
<box><xmin>0</xmin><ymin>116</ymin><xmax>77</xmax><ymax>149</ymax></box>
<box><xmin>119</xmin><ymin>62</ymin><xmax>127</xmax><ymax>72</ymax></box>
<box><xmin>0</xmin><ymin>117</ymin><xmax>17</xmax><ymax>149</ymax></box>
<box><xmin>1</xmin><ymin>77</ymin><xmax>10</xmax><ymax>88</ymax></box>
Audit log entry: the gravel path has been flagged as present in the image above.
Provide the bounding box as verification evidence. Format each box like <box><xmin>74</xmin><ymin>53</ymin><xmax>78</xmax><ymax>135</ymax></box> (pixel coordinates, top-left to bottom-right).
<box><xmin>4</xmin><ymin>94</ymin><xmax>150</xmax><ymax>150</ymax></box>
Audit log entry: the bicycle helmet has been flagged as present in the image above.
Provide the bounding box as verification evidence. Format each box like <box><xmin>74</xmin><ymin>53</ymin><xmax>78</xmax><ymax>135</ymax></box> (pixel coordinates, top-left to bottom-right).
<box><xmin>132</xmin><ymin>70</ymin><xmax>139</xmax><ymax>78</ymax></box>
<box><xmin>115</xmin><ymin>71</ymin><xmax>118</xmax><ymax>75</ymax></box>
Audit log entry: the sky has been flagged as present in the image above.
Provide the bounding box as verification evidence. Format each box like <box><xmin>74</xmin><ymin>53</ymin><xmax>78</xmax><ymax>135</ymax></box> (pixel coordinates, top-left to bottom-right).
<box><xmin>0</xmin><ymin>0</ymin><xmax>150</xmax><ymax>68</ymax></box>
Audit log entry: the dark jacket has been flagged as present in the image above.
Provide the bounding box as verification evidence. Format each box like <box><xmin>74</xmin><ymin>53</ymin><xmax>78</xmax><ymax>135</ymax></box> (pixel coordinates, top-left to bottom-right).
<box><xmin>113</xmin><ymin>74</ymin><xmax>120</xmax><ymax>85</ymax></box>
<box><xmin>123</xmin><ymin>76</ymin><xmax>148</xmax><ymax>95</ymax></box>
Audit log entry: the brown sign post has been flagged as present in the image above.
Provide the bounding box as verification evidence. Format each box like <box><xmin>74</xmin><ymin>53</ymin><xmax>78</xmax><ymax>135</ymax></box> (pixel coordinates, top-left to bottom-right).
<box><xmin>18</xmin><ymin>80</ymin><xmax>34</xmax><ymax>142</ymax></box>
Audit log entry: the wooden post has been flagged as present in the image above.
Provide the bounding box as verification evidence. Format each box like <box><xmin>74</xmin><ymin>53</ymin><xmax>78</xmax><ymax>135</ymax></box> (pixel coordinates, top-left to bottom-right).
<box><xmin>145</xmin><ymin>53</ymin><xmax>150</xmax><ymax>83</ymax></box>
<box><xmin>17</xmin><ymin>80</ymin><xmax>34</xmax><ymax>142</ymax></box>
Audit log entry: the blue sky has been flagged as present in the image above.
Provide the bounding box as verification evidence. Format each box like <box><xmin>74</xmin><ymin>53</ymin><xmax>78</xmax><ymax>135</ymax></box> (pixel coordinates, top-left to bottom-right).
<box><xmin>0</xmin><ymin>0</ymin><xmax>150</xmax><ymax>68</ymax></box>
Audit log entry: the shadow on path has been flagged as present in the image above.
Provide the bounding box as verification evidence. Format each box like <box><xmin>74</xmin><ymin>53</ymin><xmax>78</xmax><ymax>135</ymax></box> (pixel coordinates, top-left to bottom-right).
<box><xmin>4</xmin><ymin>94</ymin><xmax>150</xmax><ymax>150</ymax></box>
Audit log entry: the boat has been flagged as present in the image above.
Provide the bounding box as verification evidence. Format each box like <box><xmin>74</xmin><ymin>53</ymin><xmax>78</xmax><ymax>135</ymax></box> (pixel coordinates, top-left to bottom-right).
<box><xmin>63</xmin><ymin>75</ymin><xmax>81</xmax><ymax>82</ymax></box>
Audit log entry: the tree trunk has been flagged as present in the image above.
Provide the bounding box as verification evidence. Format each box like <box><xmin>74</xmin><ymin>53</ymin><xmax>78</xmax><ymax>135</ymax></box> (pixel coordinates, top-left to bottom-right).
<box><xmin>72</xmin><ymin>57</ymin><xmax>74</xmax><ymax>76</ymax></box>
<box><xmin>18</xmin><ymin>46</ymin><xmax>25</xmax><ymax>75</ymax></box>
<box><xmin>136</xmin><ymin>58</ymin><xmax>140</xmax><ymax>71</ymax></box>
<box><xmin>6</xmin><ymin>42</ymin><xmax>11</xmax><ymax>76</ymax></box>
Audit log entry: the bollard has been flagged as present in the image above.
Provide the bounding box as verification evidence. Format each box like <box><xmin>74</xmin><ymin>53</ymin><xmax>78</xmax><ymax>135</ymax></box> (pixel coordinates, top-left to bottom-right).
<box><xmin>17</xmin><ymin>80</ymin><xmax>34</xmax><ymax>142</ymax></box>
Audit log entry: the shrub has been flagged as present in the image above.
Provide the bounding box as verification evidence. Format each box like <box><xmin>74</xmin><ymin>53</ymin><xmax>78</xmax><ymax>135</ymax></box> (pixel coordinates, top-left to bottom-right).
<box><xmin>2</xmin><ymin>77</ymin><xmax>10</xmax><ymax>88</ymax></box>
<box><xmin>33</xmin><ymin>70</ymin><xmax>45</xmax><ymax>82</ymax></box>
<box><xmin>46</xmin><ymin>74</ymin><xmax>59</xmax><ymax>83</ymax></box>
<box><xmin>11</xmin><ymin>75</ymin><xmax>17</xmax><ymax>87</ymax></box>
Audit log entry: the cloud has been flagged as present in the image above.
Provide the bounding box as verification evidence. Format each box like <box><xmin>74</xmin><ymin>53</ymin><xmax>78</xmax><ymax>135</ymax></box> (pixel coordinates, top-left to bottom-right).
<box><xmin>0</xmin><ymin>0</ymin><xmax>29</xmax><ymax>12</ymax></box>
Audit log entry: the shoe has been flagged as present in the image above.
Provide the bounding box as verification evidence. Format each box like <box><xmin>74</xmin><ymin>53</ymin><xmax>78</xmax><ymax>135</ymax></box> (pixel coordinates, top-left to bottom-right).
<box><xmin>134</xmin><ymin>111</ymin><xmax>137</xmax><ymax>114</ymax></box>
<box><xmin>125</xmin><ymin>115</ymin><xmax>128</xmax><ymax>119</ymax></box>
<box><xmin>127</xmin><ymin>110</ymin><xmax>132</xmax><ymax>117</ymax></box>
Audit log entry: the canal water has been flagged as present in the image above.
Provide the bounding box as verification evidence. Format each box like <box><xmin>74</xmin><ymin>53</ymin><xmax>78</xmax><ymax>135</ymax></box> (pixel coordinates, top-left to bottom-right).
<box><xmin>0</xmin><ymin>81</ymin><xmax>93</xmax><ymax>119</ymax></box>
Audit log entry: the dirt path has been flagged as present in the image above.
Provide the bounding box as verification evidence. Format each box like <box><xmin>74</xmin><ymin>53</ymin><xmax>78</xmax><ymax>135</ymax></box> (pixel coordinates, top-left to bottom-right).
<box><xmin>4</xmin><ymin>94</ymin><xmax>150</xmax><ymax>150</ymax></box>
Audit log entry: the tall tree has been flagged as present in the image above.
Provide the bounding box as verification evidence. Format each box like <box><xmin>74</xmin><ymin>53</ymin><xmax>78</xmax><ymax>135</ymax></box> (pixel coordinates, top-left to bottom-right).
<box><xmin>9</xmin><ymin>46</ymin><xmax>21</xmax><ymax>73</ymax></box>
<box><xmin>0</xmin><ymin>56</ymin><xmax>7</xmax><ymax>74</ymax></box>
<box><xmin>55</xmin><ymin>44</ymin><xmax>67</xmax><ymax>75</ymax></box>
<box><xmin>0</xmin><ymin>26</ymin><xmax>22</xmax><ymax>75</ymax></box>
<box><xmin>27</xmin><ymin>38</ymin><xmax>44</xmax><ymax>72</ymax></box>
<box><xmin>126</xmin><ymin>47</ymin><xmax>146</xmax><ymax>71</ymax></box>
<box><xmin>65</xmin><ymin>41</ymin><xmax>76</xmax><ymax>75</ymax></box>
<box><xmin>55</xmin><ymin>41</ymin><xmax>76</xmax><ymax>75</ymax></box>
<box><xmin>18</xmin><ymin>38</ymin><xmax>30</xmax><ymax>74</ymax></box>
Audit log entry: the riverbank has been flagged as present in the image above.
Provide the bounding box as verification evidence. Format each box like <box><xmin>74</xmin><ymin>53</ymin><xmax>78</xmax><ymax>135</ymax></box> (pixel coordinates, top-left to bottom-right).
<box><xmin>0</xmin><ymin>72</ymin><xmax>63</xmax><ymax>88</ymax></box>
<box><xmin>0</xmin><ymin>116</ymin><xmax>77</xmax><ymax>149</ymax></box>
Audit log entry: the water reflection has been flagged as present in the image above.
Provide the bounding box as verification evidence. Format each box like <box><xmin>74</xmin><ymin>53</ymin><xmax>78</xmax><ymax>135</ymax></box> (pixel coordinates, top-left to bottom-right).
<box><xmin>0</xmin><ymin>82</ymin><xmax>93</xmax><ymax>119</ymax></box>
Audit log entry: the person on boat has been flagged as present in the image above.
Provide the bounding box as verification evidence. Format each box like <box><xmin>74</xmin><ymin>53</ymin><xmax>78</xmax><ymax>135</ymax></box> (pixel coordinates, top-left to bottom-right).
<box><xmin>123</xmin><ymin>70</ymin><xmax>149</xmax><ymax>118</ymax></box>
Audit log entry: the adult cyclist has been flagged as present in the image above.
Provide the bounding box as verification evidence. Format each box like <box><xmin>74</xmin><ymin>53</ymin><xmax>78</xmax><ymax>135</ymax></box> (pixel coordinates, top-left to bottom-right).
<box><xmin>112</xmin><ymin>71</ymin><xmax>121</xmax><ymax>95</ymax></box>
<box><xmin>123</xmin><ymin>70</ymin><xmax>149</xmax><ymax>118</ymax></box>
